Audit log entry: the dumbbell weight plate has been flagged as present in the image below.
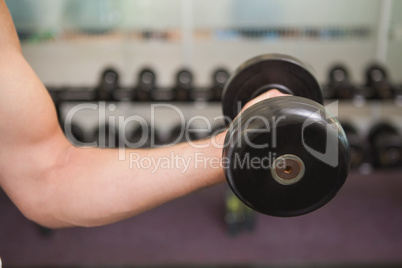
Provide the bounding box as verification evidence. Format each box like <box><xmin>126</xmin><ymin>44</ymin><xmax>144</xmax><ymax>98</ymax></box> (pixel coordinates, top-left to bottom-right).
<box><xmin>329</xmin><ymin>65</ymin><xmax>349</xmax><ymax>83</ymax></box>
<box><xmin>223</xmin><ymin>96</ymin><xmax>350</xmax><ymax>216</ymax></box>
<box><xmin>93</xmin><ymin>124</ymin><xmax>119</xmax><ymax>148</ymax></box>
<box><xmin>62</xmin><ymin>123</ymin><xmax>86</xmax><ymax>146</ymax></box>
<box><xmin>222</xmin><ymin>54</ymin><xmax>323</xmax><ymax>121</ymax></box>
<box><xmin>365</xmin><ymin>64</ymin><xmax>387</xmax><ymax>85</ymax></box>
<box><xmin>175</xmin><ymin>69</ymin><xmax>193</xmax><ymax>101</ymax></box>
<box><xmin>369</xmin><ymin>123</ymin><xmax>402</xmax><ymax>167</ymax></box>
<box><xmin>97</xmin><ymin>68</ymin><xmax>119</xmax><ymax>101</ymax></box>
<box><xmin>341</xmin><ymin>122</ymin><xmax>365</xmax><ymax>168</ymax></box>
<box><xmin>128</xmin><ymin>124</ymin><xmax>161</xmax><ymax>148</ymax></box>
<box><xmin>135</xmin><ymin>68</ymin><xmax>156</xmax><ymax>101</ymax></box>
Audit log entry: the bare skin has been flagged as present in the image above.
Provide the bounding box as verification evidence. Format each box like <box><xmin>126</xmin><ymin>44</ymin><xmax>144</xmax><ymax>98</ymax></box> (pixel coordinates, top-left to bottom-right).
<box><xmin>0</xmin><ymin>0</ymin><xmax>286</xmax><ymax>228</ymax></box>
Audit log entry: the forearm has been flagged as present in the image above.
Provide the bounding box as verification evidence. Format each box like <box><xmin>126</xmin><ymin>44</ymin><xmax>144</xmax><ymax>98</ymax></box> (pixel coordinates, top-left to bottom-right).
<box><xmin>41</xmin><ymin>134</ymin><xmax>226</xmax><ymax>228</ymax></box>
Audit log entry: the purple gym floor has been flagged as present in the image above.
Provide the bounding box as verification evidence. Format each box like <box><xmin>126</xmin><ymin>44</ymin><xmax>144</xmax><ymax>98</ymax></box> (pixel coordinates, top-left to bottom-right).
<box><xmin>1</xmin><ymin>170</ymin><xmax>402</xmax><ymax>267</ymax></box>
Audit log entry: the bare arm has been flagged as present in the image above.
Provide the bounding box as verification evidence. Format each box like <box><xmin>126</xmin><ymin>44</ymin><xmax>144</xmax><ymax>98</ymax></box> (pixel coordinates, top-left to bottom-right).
<box><xmin>0</xmin><ymin>54</ymin><xmax>227</xmax><ymax>228</ymax></box>
<box><xmin>0</xmin><ymin>0</ymin><xmax>228</xmax><ymax>228</ymax></box>
<box><xmin>0</xmin><ymin>1</ymin><xmax>282</xmax><ymax>228</ymax></box>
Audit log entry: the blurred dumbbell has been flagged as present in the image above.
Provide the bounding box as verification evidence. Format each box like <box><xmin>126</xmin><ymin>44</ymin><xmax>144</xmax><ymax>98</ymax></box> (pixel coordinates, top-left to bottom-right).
<box><xmin>49</xmin><ymin>88</ymin><xmax>88</xmax><ymax>145</ymax></box>
<box><xmin>93</xmin><ymin>124</ymin><xmax>120</xmax><ymax>148</ymax></box>
<box><xmin>340</xmin><ymin>122</ymin><xmax>365</xmax><ymax>168</ymax></box>
<box><xmin>135</xmin><ymin>68</ymin><xmax>156</xmax><ymax>102</ymax></box>
<box><xmin>96</xmin><ymin>68</ymin><xmax>119</xmax><ymax>101</ymax></box>
<box><xmin>187</xmin><ymin>119</ymin><xmax>214</xmax><ymax>141</ymax></box>
<box><xmin>211</xmin><ymin>68</ymin><xmax>230</xmax><ymax>101</ymax></box>
<box><xmin>368</xmin><ymin>123</ymin><xmax>402</xmax><ymax>168</ymax></box>
<box><xmin>51</xmin><ymin>86</ymin><xmax>94</xmax><ymax>103</ymax></box>
<box><xmin>127</xmin><ymin>124</ymin><xmax>161</xmax><ymax>148</ymax></box>
<box><xmin>174</xmin><ymin>69</ymin><xmax>193</xmax><ymax>101</ymax></box>
<box><xmin>165</xmin><ymin>122</ymin><xmax>195</xmax><ymax>144</ymax></box>
<box><xmin>166</xmin><ymin>122</ymin><xmax>228</xmax><ymax>145</ymax></box>
<box><xmin>47</xmin><ymin>87</ymin><xmax>62</xmax><ymax>122</ymax></box>
<box><xmin>325</xmin><ymin>64</ymin><xmax>355</xmax><ymax>99</ymax></box>
<box><xmin>222</xmin><ymin>54</ymin><xmax>350</xmax><ymax>217</ymax></box>
<box><xmin>191</xmin><ymin>69</ymin><xmax>229</xmax><ymax>101</ymax></box>
<box><xmin>364</xmin><ymin>64</ymin><xmax>395</xmax><ymax>99</ymax></box>
<box><xmin>170</xmin><ymin>123</ymin><xmax>188</xmax><ymax>144</ymax></box>
<box><xmin>62</xmin><ymin>123</ymin><xmax>86</xmax><ymax>146</ymax></box>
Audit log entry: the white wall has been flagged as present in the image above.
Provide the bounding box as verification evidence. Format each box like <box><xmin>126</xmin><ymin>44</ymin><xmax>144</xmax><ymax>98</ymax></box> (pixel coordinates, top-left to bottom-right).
<box><xmin>6</xmin><ymin>0</ymin><xmax>401</xmax><ymax>87</ymax></box>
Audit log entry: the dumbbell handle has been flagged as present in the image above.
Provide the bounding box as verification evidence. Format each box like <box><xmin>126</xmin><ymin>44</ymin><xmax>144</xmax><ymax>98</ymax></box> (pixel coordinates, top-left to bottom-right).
<box><xmin>240</xmin><ymin>89</ymin><xmax>290</xmax><ymax>112</ymax></box>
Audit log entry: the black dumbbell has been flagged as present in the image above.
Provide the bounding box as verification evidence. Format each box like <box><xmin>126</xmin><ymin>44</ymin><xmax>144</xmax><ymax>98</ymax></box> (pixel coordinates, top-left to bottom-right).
<box><xmin>51</xmin><ymin>89</ymin><xmax>88</xmax><ymax>146</ymax></box>
<box><xmin>368</xmin><ymin>123</ymin><xmax>402</xmax><ymax>168</ymax></box>
<box><xmin>221</xmin><ymin>54</ymin><xmax>350</xmax><ymax>217</ymax></box>
<box><xmin>93</xmin><ymin>124</ymin><xmax>120</xmax><ymax>148</ymax></box>
<box><xmin>127</xmin><ymin>124</ymin><xmax>161</xmax><ymax>148</ymax></box>
<box><xmin>340</xmin><ymin>122</ymin><xmax>366</xmax><ymax>168</ymax></box>
<box><xmin>211</xmin><ymin>68</ymin><xmax>230</xmax><ymax>101</ymax></box>
<box><xmin>191</xmin><ymin>69</ymin><xmax>230</xmax><ymax>101</ymax></box>
<box><xmin>174</xmin><ymin>69</ymin><xmax>193</xmax><ymax>101</ymax></box>
<box><xmin>165</xmin><ymin>122</ymin><xmax>195</xmax><ymax>145</ymax></box>
<box><xmin>135</xmin><ymin>68</ymin><xmax>156</xmax><ymax>102</ymax></box>
<box><xmin>325</xmin><ymin>64</ymin><xmax>355</xmax><ymax>99</ymax></box>
<box><xmin>47</xmin><ymin>87</ymin><xmax>62</xmax><ymax>122</ymax></box>
<box><xmin>364</xmin><ymin>64</ymin><xmax>395</xmax><ymax>99</ymax></box>
<box><xmin>96</xmin><ymin>68</ymin><xmax>119</xmax><ymax>101</ymax></box>
<box><xmin>187</xmin><ymin>120</ymin><xmax>213</xmax><ymax>141</ymax></box>
<box><xmin>63</xmin><ymin>123</ymin><xmax>86</xmax><ymax>146</ymax></box>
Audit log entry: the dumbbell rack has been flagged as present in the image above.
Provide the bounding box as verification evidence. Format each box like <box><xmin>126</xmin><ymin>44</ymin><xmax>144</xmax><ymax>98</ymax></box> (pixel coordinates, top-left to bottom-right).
<box><xmin>50</xmin><ymin>86</ymin><xmax>402</xmax><ymax>166</ymax></box>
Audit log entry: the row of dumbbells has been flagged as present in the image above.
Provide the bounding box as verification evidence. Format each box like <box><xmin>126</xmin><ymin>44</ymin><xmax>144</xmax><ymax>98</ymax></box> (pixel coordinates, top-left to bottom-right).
<box><xmin>49</xmin><ymin>68</ymin><xmax>229</xmax><ymax>103</ymax></box>
<box><xmin>343</xmin><ymin>122</ymin><xmax>402</xmax><ymax>169</ymax></box>
<box><xmin>61</xmin><ymin>117</ymin><xmax>402</xmax><ymax>169</ymax></box>
<box><xmin>62</xmin><ymin>121</ymin><xmax>226</xmax><ymax>148</ymax></box>
<box><xmin>324</xmin><ymin>63</ymin><xmax>401</xmax><ymax>100</ymax></box>
<box><xmin>48</xmin><ymin>63</ymin><xmax>402</xmax><ymax>104</ymax></box>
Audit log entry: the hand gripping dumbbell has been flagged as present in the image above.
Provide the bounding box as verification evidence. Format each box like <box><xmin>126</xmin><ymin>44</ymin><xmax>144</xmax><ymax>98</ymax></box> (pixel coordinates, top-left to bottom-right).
<box><xmin>222</xmin><ymin>54</ymin><xmax>350</xmax><ymax>217</ymax></box>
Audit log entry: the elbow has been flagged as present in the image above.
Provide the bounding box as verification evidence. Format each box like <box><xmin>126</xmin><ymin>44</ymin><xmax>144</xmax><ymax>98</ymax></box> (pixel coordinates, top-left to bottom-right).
<box><xmin>8</xmin><ymin>146</ymin><xmax>79</xmax><ymax>229</ymax></box>
<box><xmin>16</xmin><ymin>146</ymin><xmax>106</xmax><ymax>229</ymax></box>
<box><xmin>24</xmin><ymin>212</ymin><xmax>75</xmax><ymax>230</ymax></box>
<box><xmin>14</xmin><ymin>181</ymin><xmax>77</xmax><ymax>229</ymax></box>
<box><xmin>12</xmin><ymin>198</ymin><xmax>75</xmax><ymax>229</ymax></box>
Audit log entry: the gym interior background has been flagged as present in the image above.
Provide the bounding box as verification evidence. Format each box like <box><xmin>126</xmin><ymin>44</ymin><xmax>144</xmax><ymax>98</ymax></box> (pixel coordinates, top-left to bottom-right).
<box><xmin>1</xmin><ymin>0</ymin><xmax>402</xmax><ymax>267</ymax></box>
